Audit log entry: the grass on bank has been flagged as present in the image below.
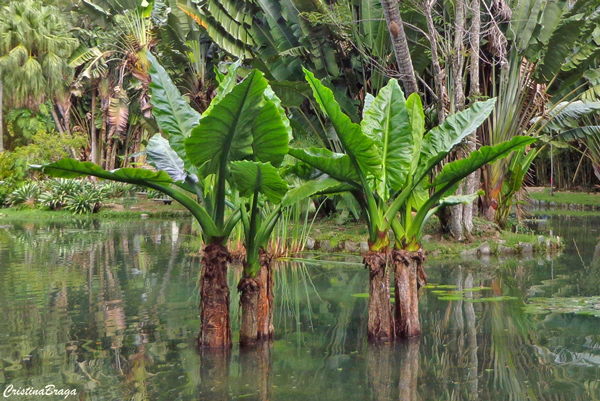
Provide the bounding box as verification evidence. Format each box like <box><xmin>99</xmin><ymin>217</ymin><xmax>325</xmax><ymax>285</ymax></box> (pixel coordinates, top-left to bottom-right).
<box><xmin>529</xmin><ymin>188</ymin><xmax>600</xmax><ymax>206</ymax></box>
<box><xmin>1</xmin><ymin>199</ymin><xmax>558</xmax><ymax>258</ymax></box>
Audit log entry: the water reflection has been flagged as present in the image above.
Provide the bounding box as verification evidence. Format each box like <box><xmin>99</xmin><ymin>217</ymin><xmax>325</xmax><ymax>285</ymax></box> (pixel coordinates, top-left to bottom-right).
<box><xmin>0</xmin><ymin>217</ymin><xmax>599</xmax><ymax>399</ymax></box>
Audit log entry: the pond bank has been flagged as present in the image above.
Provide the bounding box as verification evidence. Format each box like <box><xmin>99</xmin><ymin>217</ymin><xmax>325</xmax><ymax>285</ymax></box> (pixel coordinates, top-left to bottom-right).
<box><xmin>0</xmin><ymin>203</ymin><xmax>563</xmax><ymax>259</ymax></box>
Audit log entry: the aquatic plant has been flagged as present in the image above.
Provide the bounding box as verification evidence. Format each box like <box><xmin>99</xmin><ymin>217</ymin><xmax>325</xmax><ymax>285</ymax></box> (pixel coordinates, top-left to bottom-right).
<box><xmin>290</xmin><ymin>70</ymin><xmax>535</xmax><ymax>341</ymax></box>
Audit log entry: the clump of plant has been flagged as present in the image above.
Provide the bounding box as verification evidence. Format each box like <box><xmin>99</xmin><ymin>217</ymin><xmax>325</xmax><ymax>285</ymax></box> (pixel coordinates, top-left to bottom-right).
<box><xmin>39</xmin><ymin>178</ymin><xmax>81</xmax><ymax>210</ymax></box>
<box><xmin>146</xmin><ymin>188</ymin><xmax>164</xmax><ymax>199</ymax></box>
<box><xmin>6</xmin><ymin>182</ymin><xmax>41</xmax><ymax>209</ymax></box>
<box><xmin>100</xmin><ymin>181</ymin><xmax>133</xmax><ymax>199</ymax></box>
<box><xmin>63</xmin><ymin>183</ymin><xmax>105</xmax><ymax>214</ymax></box>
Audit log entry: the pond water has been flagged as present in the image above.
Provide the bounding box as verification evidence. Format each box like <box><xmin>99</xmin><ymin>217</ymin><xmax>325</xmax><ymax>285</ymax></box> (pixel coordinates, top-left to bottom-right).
<box><xmin>0</xmin><ymin>215</ymin><xmax>599</xmax><ymax>400</ymax></box>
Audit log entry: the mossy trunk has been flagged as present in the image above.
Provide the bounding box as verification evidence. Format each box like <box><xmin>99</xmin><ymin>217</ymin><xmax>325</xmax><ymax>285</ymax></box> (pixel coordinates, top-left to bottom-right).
<box><xmin>198</xmin><ymin>243</ymin><xmax>232</xmax><ymax>349</ymax></box>
<box><xmin>392</xmin><ymin>249</ymin><xmax>426</xmax><ymax>338</ymax></box>
<box><xmin>364</xmin><ymin>251</ymin><xmax>394</xmax><ymax>342</ymax></box>
<box><xmin>238</xmin><ymin>251</ymin><xmax>274</xmax><ymax>346</ymax></box>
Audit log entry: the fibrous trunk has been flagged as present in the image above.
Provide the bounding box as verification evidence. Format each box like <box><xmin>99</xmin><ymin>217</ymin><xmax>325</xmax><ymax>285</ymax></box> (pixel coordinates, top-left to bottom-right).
<box><xmin>392</xmin><ymin>249</ymin><xmax>426</xmax><ymax>338</ymax></box>
<box><xmin>364</xmin><ymin>250</ymin><xmax>394</xmax><ymax>342</ymax></box>
<box><xmin>238</xmin><ymin>251</ymin><xmax>274</xmax><ymax>346</ymax></box>
<box><xmin>199</xmin><ymin>243</ymin><xmax>232</xmax><ymax>349</ymax></box>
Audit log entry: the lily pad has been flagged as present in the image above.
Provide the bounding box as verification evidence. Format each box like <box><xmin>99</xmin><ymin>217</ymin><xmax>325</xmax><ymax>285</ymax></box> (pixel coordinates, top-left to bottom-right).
<box><xmin>523</xmin><ymin>296</ymin><xmax>600</xmax><ymax>317</ymax></box>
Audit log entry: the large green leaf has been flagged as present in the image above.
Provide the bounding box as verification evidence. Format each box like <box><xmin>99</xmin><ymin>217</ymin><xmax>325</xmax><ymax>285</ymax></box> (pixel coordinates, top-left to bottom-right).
<box><xmin>361</xmin><ymin>78</ymin><xmax>412</xmax><ymax>197</ymax></box>
<box><xmin>230</xmin><ymin>161</ymin><xmax>288</xmax><ymax>204</ymax></box>
<box><xmin>264</xmin><ymin>85</ymin><xmax>293</xmax><ymax>141</ymax></box>
<box><xmin>33</xmin><ymin>158</ymin><xmax>173</xmax><ymax>183</ymax></box>
<box><xmin>430</xmin><ymin>136</ymin><xmax>538</xmax><ymax>188</ymax></box>
<box><xmin>32</xmin><ymin>158</ymin><xmax>219</xmax><ymax>238</ymax></box>
<box><xmin>145</xmin><ymin>134</ymin><xmax>188</xmax><ymax>182</ymax></box>
<box><xmin>418</xmin><ymin>98</ymin><xmax>497</xmax><ymax>181</ymax></box>
<box><xmin>202</xmin><ymin>60</ymin><xmax>241</xmax><ymax>117</ymax></box>
<box><xmin>185</xmin><ymin>70</ymin><xmax>267</xmax><ymax>173</ymax></box>
<box><xmin>281</xmin><ymin>177</ymin><xmax>340</xmax><ymax>207</ymax></box>
<box><xmin>251</xmin><ymin>100</ymin><xmax>290</xmax><ymax>166</ymax></box>
<box><xmin>303</xmin><ymin>68</ymin><xmax>382</xmax><ymax>177</ymax></box>
<box><xmin>406</xmin><ymin>93</ymin><xmax>425</xmax><ymax>175</ymax></box>
<box><xmin>288</xmin><ymin>147</ymin><xmax>360</xmax><ymax>185</ymax></box>
<box><xmin>147</xmin><ymin>51</ymin><xmax>200</xmax><ymax>164</ymax></box>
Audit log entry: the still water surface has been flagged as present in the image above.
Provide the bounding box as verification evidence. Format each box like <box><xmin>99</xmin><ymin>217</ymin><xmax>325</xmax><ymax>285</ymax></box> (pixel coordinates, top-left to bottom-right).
<box><xmin>0</xmin><ymin>216</ymin><xmax>599</xmax><ymax>400</ymax></box>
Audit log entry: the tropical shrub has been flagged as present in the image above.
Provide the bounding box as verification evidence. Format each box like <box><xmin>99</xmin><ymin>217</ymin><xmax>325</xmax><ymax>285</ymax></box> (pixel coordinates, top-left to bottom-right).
<box><xmin>290</xmin><ymin>69</ymin><xmax>536</xmax><ymax>341</ymax></box>
<box><xmin>6</xmin><ymin>182</ymin><xmax>41</xmax><ymax>209</ymax></box>
<box><xmin>100</xmin><ymin>181</ymin><xmax>134</xmax><ymax>199</ymax></box>
<box><xmin>39</xmin><ymin>178</ymin><xmax>82</xmax><ymax>210</ymax></box>
<box><xmin>63</xmin><ymin>184</ymin><xmax>105</xmax><ymax>214</ymax></box>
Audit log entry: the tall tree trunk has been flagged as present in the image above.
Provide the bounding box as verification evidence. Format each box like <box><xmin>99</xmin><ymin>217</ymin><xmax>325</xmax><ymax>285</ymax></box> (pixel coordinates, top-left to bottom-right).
<box><xmin>424</xmin><ymin>0</ymin><xmax>447</xmax><ymax>123</ymax></box>
<box><xmin>380</xmin><ymin>0</ymin><xmax>418</xmax><ymax>96</ymax></box>
<box><xmin>239</xmin><ymin>250</ymin><xmax>274</xmax><ymax>346</ymax></box>
<box><xmin>392</xmin><ymin>249</ymin><xmax>425</xmax><ymax>338</ymax></box>
<box><xmin>364</xmin><ymin>250</ymin><xmax>394</xmax><ymax>342</ymax></box>
<box><xmin>463</xmin><ymin>0</ymin><xmax>482</xmax><ymax>240</ymax></box>
<box><xmin>91</xmin><ymin>88</ymin><xmax>98</xmax><ymax>164</ymax></box>
<box><xmin>0</xmin><ymin>80</ymin><xmax>3</xmax><ymax>153</ymax></box>
<box><xmin>198</xmin><ymin>243</ymin><xmax>232</xmax><ymax>349</ymax></box>
<box><xmin>449</xmin><ymin>0</ymin><xmax>467</xmax><ymax>241</ymax></box>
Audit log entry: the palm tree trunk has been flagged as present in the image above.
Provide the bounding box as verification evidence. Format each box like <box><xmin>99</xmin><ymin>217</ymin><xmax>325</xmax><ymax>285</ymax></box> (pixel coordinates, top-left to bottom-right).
<box><xmin>424</xmin><ymin>0</ymin><xmax>447</xmax><ymax>123</ymax></box>
<box><xmin>449</xmin><ymin>0</ymin><xmax>467</xmax><ymax>241</ymax></box>
<box><xmin>198</xmin><ymin>243</ymin><xmax>232</xmax><ymax>349</ymax></box>
<box><xmin>0</xmin><ymin>80</ymin><xmax>3</xmax><ymax>153</ymax></box>
<box><xmin>364</xmin><ymin>250</ymin><xmax>394</xmax><ymax>342</ymax></box>
<box><xmin>392</xmin><ymin>249</ymin><xmax>425</xmax><ymax>338</ymax></box>
<box><xmin>463</xmin><ymin>0</ymin><xmax>482</xmax><ymax>239</ymax></box>
<box><xmin>239</xmin><ymin>251</ymin><xmax>274</xmax><ymax>346</ymax></box>
<box><xmin>379</xmin><ymin>0</ymin><xmax>418</xmax><ymax>96</ymax></box>
<box><xmin>91</xmin><ymin>88</ymin><xmax>99</xmax><ymax>164</ymax></box>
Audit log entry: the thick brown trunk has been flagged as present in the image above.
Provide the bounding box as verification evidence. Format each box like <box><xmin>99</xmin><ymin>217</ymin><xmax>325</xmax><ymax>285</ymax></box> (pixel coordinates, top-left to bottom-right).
<box><xmin>364</xmin><ymin>251</ymin><xmax>394</xmax><ymax>342</ymax></box>
<box><xmin>380</xmin><ymin>0</ymin><xmax>418</xmax><ymax>96</ymax></box>
<box><xmin>238</xmin><ymin>251</ymin><xmax>274</xmax><ymax>346</ymax></box>
<box><xmin>392</xmin><ymin>249</ymin><xmax>425</xmax><ymax>338</ymax></box>
<box><xmin>198</xmin><ymin>243</ymin><xmax>232</xmax><ymax>349</ymax></box>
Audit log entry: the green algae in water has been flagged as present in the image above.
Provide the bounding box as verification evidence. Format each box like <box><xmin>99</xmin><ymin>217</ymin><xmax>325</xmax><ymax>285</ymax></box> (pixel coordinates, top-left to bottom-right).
<box><xmin>523</xmin><ymin>296</ymin><xmax>600</xmax><ymax>317</ymax></box>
